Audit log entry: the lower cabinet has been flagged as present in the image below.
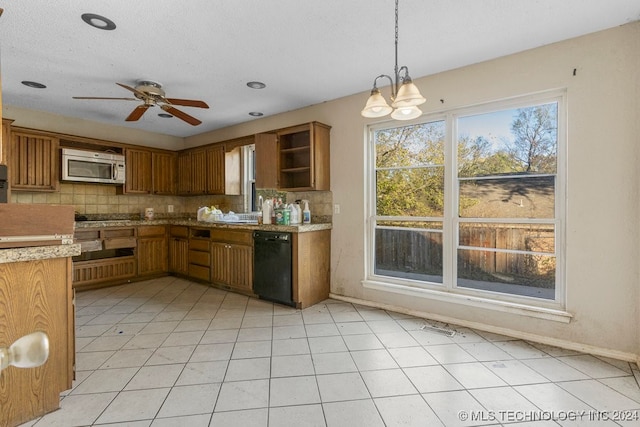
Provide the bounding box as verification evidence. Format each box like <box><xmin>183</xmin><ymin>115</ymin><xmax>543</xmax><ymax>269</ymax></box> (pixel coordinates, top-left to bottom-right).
<box><xmin>137</xmin><ymin>225</ymin><xmax>168</xmax><ymax>276</ymax></box>
<box><xmin>72</xmin><ymin>227</ymin><xmax>137</xmax><ymax>290</ymax></box>
<box><xmin>0</xmin><ymin>256</ymin><xmax>74</xmax><ymax>426</ymax></box>
<box><xmin>168</xmin><ymin>226</ymin><xmax>189</xmax><ymax>275</ymax></box>
<box><xmin>211</xmin><ymin>242</ymin><xmax>253</xmax><ymax>293</ymax></box>
<box><xmin>188</xmin><ymin>228</ymin><xmax>211</xmax><ymax>281</ymax></box>
<box><xmin>211</xmin><ymin>230</ymin><xmax>253</xmax><ymax>294</ymax></box>
<box><xmin>71</xmin><ymin>224</ymin><xmax>328</xmax><ymax>309</ymax></box>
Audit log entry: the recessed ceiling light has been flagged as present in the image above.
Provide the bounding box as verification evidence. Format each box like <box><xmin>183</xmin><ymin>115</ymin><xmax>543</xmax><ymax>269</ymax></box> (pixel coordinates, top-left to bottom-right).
<box><xmin>246</xmin><ymin>81</ymin><xmax>266</xmax><ymax>89</ymax></box>
<box><xmin>158</xmin><ymin>113</ymin><xmax>173</xmax><ymax>118</ymax></box>
<box><xmin>249</xmin><ymin>112</ymin><xmax>264</xmax><ymax>117</ymax></box>
<box><xmin>21</xmin><ymin>81</ymin><xmax>46</xmax><ymax>89</ymax></box>
<box><xmin>81</xmin><ymin>13</ymin><xmax>116</xmax><ymax>30</ymax></box>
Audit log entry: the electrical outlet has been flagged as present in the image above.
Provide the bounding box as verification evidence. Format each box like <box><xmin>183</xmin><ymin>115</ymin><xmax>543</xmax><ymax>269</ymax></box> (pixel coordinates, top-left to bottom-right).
<box><xmin>167</xmin><ymin>205</ymin><xmax>174</xmax><ymax>213</ymax></box>
<box><xmin>334</xmin><ymin>204</ymin><xmax>340</xmax><ymax>214</ymax></box>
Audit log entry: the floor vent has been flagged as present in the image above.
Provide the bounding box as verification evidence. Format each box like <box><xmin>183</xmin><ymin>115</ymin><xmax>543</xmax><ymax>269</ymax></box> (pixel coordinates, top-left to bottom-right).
<box><xmin>420</xmin><ymin>324</ymin><xmax>456</xmax><ymax>337</ymax></box>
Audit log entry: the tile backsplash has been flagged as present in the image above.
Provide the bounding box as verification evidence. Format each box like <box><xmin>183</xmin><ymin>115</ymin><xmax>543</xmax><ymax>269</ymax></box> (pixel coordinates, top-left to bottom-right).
<box><xmin>11</xmin><ymin>183</ymin><xmax>333</xmax><ymax>222</ymax></box>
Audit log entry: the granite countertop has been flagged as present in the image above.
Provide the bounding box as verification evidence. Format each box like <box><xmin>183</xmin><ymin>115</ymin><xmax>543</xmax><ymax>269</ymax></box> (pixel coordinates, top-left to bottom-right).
<box><xmin>74</xmin><ymin>218</ymin><xmax>332</xmax><ymax>233</ymax></box>
<box><xmin>0</xmin><ymin>244</ymin><xmax>81</xmax><ymax>264</ymax></box>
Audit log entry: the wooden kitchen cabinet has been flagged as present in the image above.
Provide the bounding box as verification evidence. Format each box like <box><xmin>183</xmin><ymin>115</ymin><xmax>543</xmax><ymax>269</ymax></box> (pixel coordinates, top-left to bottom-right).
<box><xmin>124</xmin><ymin>148</ymin><xmax>176</xmax><ymax>195</ymax></box>
<box><xmin>255</xmin><ymin>133</ymin><xmax>278</xmax><ymax>189</ymax></box>
<box><xmin>0</xmin><ymin>256</ymin><xmax>75</xmax><ymax>427</ymax></box>
<box><xmin>177</xmin><ymin>148</ymin><xmax>207</xmax><ymax>195</ymax></box>
<box><xmin>9</xmin><ymin>130</ymin><xmax>59</xmax><ymax>191</ymax></box>
<box><xmin>210</xmin><ymin>229</ymin><xmax>253</xmax><ymax>294</ymax></box>
<box><xmin>188</xmin><ymin>228</ymin><xmax>211</xmax><ymax>281</ymax></box>
<box><xmin>1</xmin><ymin>118</ymin><xmax>13</xmax><ymax>165</ymax></box>
<box><xmin>72</xmin><ymin>227</ymin><xmax>137</xmax><ymax>290</ymax></box>
<box><xmin>137</xmin><ymin>225</ymin><xmax>168</xmax><ymax>276</ymax></box>
<box><xmin>124</xmin><ymin>148</ymin><xmax>152</xmax><ymax>193</ymax></box>
<box><xmin>206</xmin><ymin>145</ymin><xmax>225</xmax><ymax>195</ymax></box>
<box><xmin>276</xmin><ymin>122</ymin><xmax>330</xmax><ymax>191</ymax></box>
<box><xmin>152</xmin><ymin>151</ymin><xmax>177</xmax><ymax>195</ymax></box>
<box><xmin>168</xmin><ymin>226</ymin><xmax>189</xmax><ymax>275</ymax></box>
<box><xmin>292</xmin><ymin>229</ymin><xmax>331</xmax><ymax>308</ymax></box>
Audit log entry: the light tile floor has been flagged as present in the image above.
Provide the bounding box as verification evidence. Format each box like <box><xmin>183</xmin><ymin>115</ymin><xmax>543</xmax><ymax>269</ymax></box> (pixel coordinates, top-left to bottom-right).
<box><xmin>23</xmin><ymin>276</ymin><xmax>640</xmax><ymax>427</ymax></box>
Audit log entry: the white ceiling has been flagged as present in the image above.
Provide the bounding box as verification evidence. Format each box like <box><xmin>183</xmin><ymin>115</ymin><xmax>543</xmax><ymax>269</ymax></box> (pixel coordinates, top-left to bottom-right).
<box><xmin>1</xmin><ymin>1</ymin><xmax>638</xmax><ymax>139</ymax></box>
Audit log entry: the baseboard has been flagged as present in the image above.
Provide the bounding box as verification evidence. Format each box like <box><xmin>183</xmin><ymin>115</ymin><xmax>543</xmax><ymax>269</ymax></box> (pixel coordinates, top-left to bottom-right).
<box><xmin>329</xmin><ymin>292</ymin><xmax>640</xmax><ymax>366</ymax></box>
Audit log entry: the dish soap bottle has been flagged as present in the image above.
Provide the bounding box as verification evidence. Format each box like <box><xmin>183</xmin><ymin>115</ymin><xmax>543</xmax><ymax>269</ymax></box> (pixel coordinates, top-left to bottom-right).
<box><xmin>302</xmin><ymin>200</ymin><xmax>311</xmax><ymax>224</ymax></box>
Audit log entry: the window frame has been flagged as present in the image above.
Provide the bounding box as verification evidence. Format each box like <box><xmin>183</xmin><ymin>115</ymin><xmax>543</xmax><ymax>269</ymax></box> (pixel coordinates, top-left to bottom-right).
<box><xmin>364</xmin><ymin>90</ymin><xmax>567</xmax><ymax>317</ymax></box>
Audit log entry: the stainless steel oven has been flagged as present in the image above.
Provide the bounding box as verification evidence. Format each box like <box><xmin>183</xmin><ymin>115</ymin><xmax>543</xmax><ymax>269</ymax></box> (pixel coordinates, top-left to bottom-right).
<box><xmin>61</xmin><ymin>148</ymin><xmax>125</xmax><ymax>184</ymax></box>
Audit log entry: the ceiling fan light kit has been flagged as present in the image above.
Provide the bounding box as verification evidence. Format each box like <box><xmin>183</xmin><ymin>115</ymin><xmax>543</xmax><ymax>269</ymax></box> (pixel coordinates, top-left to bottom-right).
<box><xmin>73</xmin><ymin>80</ymin><xmax>209</xmax><ymax>126</ymax></box>
<box><xmin>361</xmin><ymin>0</ymin><xmax>426</xmax><ymax>121</ymax></box>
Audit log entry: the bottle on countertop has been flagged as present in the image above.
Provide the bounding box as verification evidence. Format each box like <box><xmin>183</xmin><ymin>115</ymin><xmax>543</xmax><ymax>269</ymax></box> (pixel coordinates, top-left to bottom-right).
<box><xmin>289</xmin><ymin>203</ymin><xmax>299</xmax><ymax>224</ymax></box>
<box><xmin>302</xmin><ymin>200</ymin><xmax>311</xmax><ymax>224</ymax></box>
<box><xmin>262</xmin><ymin>199</ymin><xmax>272</xmax><ymax>224</ymax></box>
<box><xmin>295</xmin><ymin>203</ymin><xmax>302</xmax><ymax>224</ymax></box>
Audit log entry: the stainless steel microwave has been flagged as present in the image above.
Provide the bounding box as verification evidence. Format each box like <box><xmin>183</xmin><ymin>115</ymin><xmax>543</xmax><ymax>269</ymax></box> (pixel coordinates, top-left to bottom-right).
<box><xmin>61</xmin><ymin>148</ymin><xmax>126</xmax><ymax>184</ymax></box>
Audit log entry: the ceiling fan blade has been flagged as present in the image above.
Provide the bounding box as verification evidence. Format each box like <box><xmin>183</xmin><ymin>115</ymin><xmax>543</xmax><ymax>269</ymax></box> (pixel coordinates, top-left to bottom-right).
<box><xmin>164</xmin><ymin>98</ymin><xmax>209</xmax><ymax>109</ymax></box>
<box><xmin>126</xmin><ymin>105</ymin><xmax>151</xmax><ymax>122</ymax></box>
<box><xmin>73</xmin><ymin>96</ymin><xmax>137</xmax><ymax>101</ymax></box>
<box><xmin>116</xmin><ymin>82</ymin><xmax>148</xmax><ymax>98</ymax></box>
<box><xmin>160</xmin><ymin>104</ymin><xmax>202</xmax><ymax>126</ymax></box>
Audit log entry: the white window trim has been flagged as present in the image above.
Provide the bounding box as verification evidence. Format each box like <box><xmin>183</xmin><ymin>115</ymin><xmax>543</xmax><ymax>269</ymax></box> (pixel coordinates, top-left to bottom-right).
<box><xmin>364</xmin><ymin>89</ymin><xmax>568</xmax><ymax>321</ymax></box>
<box><xmin>242</xmin><ymin>144</ymin><xmax>256</xmax><ymax>212</ymax></box>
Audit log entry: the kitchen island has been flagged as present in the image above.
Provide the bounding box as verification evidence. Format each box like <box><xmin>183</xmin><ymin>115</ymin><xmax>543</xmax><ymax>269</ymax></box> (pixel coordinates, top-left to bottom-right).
<box><xmin>73</xmin><ymin>218</ymin><xmax>331</xmax><ymax>308</ymax></box>
<box><xmin>0</xmin><ymin>243</ymin><xmax>80</xmax><ymax>427</ymax></box>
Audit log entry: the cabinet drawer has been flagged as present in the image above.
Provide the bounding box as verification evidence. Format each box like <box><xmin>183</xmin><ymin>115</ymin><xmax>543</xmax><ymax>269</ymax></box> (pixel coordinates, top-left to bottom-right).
<box><xmin>189</xmin><ymin>238</ymin><xmax>210</xmax><ymax>251</ymax></box>
<box><xmin>103</xmin><ymin>237</ymin><xmax>137</xmax><ymax>249</ymax></box>
<box><xmin>138</xmin><ymin>225</ymin><xmax>166</xmax><ymax>237</ymax></box>
<box><xmin>103</xmin><ymin>228</ymin><xmax>135</xmax><ymax>238</ymax></box>
<box><xmin>75</xmin><ymin>229</ymin><xmax>100</xmax><ymax>240</ymax></box>
<box><xmin>170</xmin><ymin>226</ymin><xmax>189</xmax><ymax>238</ymax></box>
<box><xmin>79</xmin><ymin>239</ymin><xmax>102</xmax><ymax>252</ymax></box>
<box><xmin>189</xmin><ymin>264</ymin><xmax>210</xmax><ymax>281</ymax></box>
<box><xmin>210</xmin><ymin>230</ymin><xmax>253</xmax><ymax>246</ymax></box>
<box><xmin>189</xmin><ymin>249</ymin><xmax>210</xmax><ymax>266</ymax></box>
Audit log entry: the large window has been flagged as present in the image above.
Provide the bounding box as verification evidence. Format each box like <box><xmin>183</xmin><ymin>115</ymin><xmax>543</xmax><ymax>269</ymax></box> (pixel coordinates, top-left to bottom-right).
<box><xmin>367</xmin><ymin>92</ymin><xmax>565</xmax><ymax>308</ymax></box>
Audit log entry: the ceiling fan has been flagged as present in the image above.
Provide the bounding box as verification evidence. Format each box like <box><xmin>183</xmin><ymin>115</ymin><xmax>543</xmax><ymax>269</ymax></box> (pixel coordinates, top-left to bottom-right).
<box><xmin>73</xmin><ymin>80</ymin><xmax>209</xmax><ymax>126</ymax></box>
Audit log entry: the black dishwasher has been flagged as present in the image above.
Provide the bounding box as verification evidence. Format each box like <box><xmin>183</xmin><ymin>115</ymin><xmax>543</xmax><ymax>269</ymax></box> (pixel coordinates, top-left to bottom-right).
<box><xmin>253</xmin><ymin>231</ymin><xmax>294</xmax><ymax>306</ymax></box>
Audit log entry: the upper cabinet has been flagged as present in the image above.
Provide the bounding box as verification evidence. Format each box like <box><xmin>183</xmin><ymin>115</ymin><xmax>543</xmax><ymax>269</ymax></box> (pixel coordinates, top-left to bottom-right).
<box><xmin>177</xmin><ymin>144</ymin><xmax>241</xmax><ymax>196</ymax></box>
<box><xmin>152</xmin><ymin>151</ymin><xmax>177</xmax><ymax>195</ymax></box>
<box><xmin>124</xmin><ymin>148</ymin><xmax>177</xmax><ymax>195</ymax></box>
<box><xmin>177</xmin><ymin>148</ymin><xmax>207</xmax><ymax>195</ymax></box>
<box><xmin>255</xmin><ymin>133</ymin><xmax>278</xmax><ymax>189</ymax></box>
<box><xmin>124</xmin><ymin>148</ymin><xmax>152</xmax><ymax>193</ymax></box>
<box><xmin>10</xmin><ymin>130</ymin><xmax>59</xmax><ymax>192</ymax></box>
<box><xmin>277</xmin><ymin>121</ymin><xmax>330</xmax><ymax>191</ymax></box>
<box><xmin>206</xmin><ymin>145</ymin><xmax>225</xmax><ymax>195</ymax></box>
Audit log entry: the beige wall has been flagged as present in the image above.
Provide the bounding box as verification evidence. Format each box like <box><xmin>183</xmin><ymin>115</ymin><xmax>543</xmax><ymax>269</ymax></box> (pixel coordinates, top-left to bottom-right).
<box><xmin>187</xmin><ymin>22</ymin><xmax>640</xmax><ymax>361</ymax></box>
<box><xmin>4</xmin><ymin>22</ymin><xmax>639</xmax><ymax>361</ymax></box>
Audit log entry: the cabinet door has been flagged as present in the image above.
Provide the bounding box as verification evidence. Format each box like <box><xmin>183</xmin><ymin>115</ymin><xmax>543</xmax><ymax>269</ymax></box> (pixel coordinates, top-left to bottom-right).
<box><xmin>255</xmin><ymin>133</ymin><xmax>278</xmax><ymax>189</ymax></box>
<box><xmin>2</xmin><ymin>118</ymin><xmax>13</xmax><ymax>166</ymax></box>
<box><xmin>138</xmin><ymin>237</ymin><xmax>168</xmax><ymax>276</ymax></box>
<box><xmin>168</xmin><ymin>238</ymin><xmax>189</xmax><ymax>275</ymax></box>
<box><xmin>0</xmin><ymin>257</ymin><xmax>73</xmax><ymax>426</ymax></box>
<box><xmin>228</xmin><ymin>244</ymin><xmax>253</xmax><ymax>292</ymax></box>
<box><xmin>190</xmin><ymin>149</ymin><xmax>208</xmax><ymax>195</ymax></box>
<box><xmin>177</xmin><ymin>151</ymin><xmax>191</xmax><ymax>195</ymax></box>
<box><xmin>124</xmin><ymin>148</ymin><xmax>152</xmax><ymax>194</ymax></box>
<box><xmin>152</xmin><ymin>151</ymin><xmax>177</xmax><ymax>195</ymax></box>
<box><xmin>9</xmin><ymin>131</ymin><xmax>59</xmax><ymax>191</ymax></box>
<box><xmin>206</xmin><ymin>145</ymin><xmax>225</xmax><ymax>195</ymax></box>
<box><xmin>210</xmin><ymin>241</ymin><xmax>229</xmax><ymax>285</ymax></box>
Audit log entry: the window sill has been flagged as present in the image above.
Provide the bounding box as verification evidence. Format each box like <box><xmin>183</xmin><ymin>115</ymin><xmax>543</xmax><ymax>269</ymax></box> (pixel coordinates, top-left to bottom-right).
<box><xmin>362</xmin><ymin>279</ymin><xmax>573</xmax><ymax>323</ymax></box>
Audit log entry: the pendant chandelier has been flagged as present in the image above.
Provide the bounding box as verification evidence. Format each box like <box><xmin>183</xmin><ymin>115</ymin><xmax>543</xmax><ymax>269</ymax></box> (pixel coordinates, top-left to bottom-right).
<box><xmin>361</xmin><ymin>0</ymin><xmax>426</xmax><ymax>121</ymax></box>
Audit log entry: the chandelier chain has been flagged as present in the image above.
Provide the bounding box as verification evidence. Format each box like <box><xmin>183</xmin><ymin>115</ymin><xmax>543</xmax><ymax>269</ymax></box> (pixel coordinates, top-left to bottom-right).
<box><xmin>394</xmin><ymin>0</ymin><xmax>399</xmax><ymax>87</ymax></box>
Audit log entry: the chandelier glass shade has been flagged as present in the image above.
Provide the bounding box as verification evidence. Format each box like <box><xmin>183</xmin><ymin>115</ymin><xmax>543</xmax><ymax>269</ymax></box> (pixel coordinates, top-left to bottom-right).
<box><xmin>361</xmin><ymin>0</ymin><xmax>426</xmax><ymax>121</ymax></box>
